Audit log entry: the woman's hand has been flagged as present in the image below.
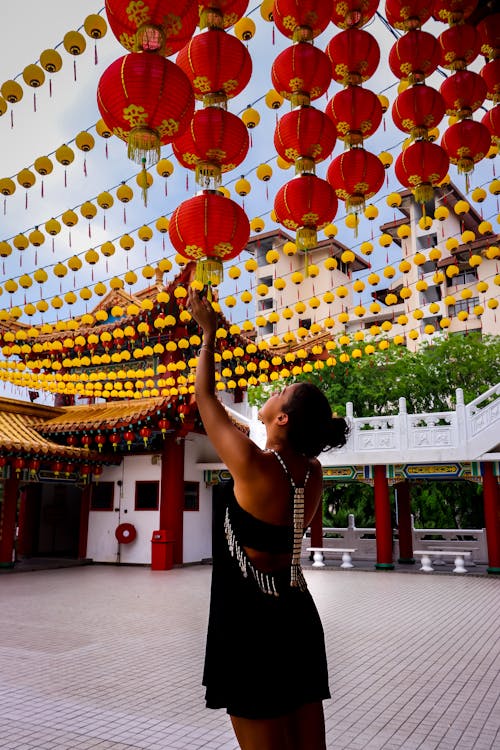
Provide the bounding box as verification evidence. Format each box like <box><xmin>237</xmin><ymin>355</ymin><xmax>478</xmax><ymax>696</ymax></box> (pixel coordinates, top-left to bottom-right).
<box><xmin>188</xmin><ymin>285</ymin><xmax>217</xmax><ymax>339</ymax></box>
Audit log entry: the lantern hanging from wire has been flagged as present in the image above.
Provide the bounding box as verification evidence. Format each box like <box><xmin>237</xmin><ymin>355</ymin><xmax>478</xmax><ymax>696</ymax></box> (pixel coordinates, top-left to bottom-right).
<box><xmin>392</xmin><ymin>84</ymin><xmax>446</xmax><ymax>139</ymax></box>
<box><xmin>384</xmin><ymin>0</ymin><xmax>433</xmax><ymax>31</ymax></box>
<box><xmin>176</xmin><ymin>28</ymin><xmax>252</xmax><ymax>107</ymax></box>
<box><xmin>104</xmin><ymin>0</ymin><xmax>198</xmax><ymax>56</ymax></box>
<box><xmin>394</xmin><ymin>140</ymin><xmax>450</xmax><ymax>205</ymax></box>
<box><xmin>274</xmin><ymin>106</ymin><xmax>336</xmax><ymax>173</ymax></box>
<box><xmin>273</xmin><ymin>173</ymin><xmax>338</xmax><ymax>251</ymax></box>
<box><xmin>198</xmin><ymin>0</ymin><xmax>249</xmax><ymax>29</ymax></box>
<box><xmin>482</xmin><ymin>104</ymin><xmax>500</xmax><ymax>146</ymax></box>
<box><xmin>326</xmin><ymin>148</ymin><xmax>385</xmax><ymax>222</ymax></box>
<box><xmin>168</xmin><ymin>191</ymin><xmax>250</xmax><ymax>291</ymax></box>
<box><xmin>332</xmin><ymin>0</ymin><xmax>379</xmax><ymax>29</ymax></box>
<box><xmin>97</xmin><ymin>52</ymin><xmax>194</xmax><ymax>166</ymax></box>
<box><xmin>438</xmin><ymin>23</ymin><xmax>479</xmax><ymax>71</ymax></box>
<box><xmin>388</xmin><ymin>29</ymin><xmax>440</xmax><ymax>84</ymax></box>
<box><xmin>440</xmin><ymin>70</ymin><xmax>487</xmax><ymax>118</ymax></box>
<box><xmin>432</xmin><ymin>0</ymin><xmax>478</xmax><ymax>25</ymax></box>
<box><xmin>326</xmin><ymin>27</ymin><xmax>380</xmax><ymax>85</ymax></box>
<box><xmin>477</xmin><ymin>12</ymin><xmax>500</xmax><ymax>61</ymax></box>
<box><xmin>326</xmin><ymin>85</ymin><xmax>383</xmax><ymax>146</ymax></box>
<box><xmin>480</xmin><ymin>58</ymin><xmax>500</xmax><ymax>103</ymax></box>
<box><xmin>172</xmin><ymin>107</ymin><xmax>249</xmax><ymax>187</ymax></box>
<box><xmin>441</xmin><ymin>119</ymin><xmax>491</xmax><ymax>190</ymax></box>
<box><xmin>273</xmin><ymin>0</ymin><xmax>333</xmax><ymax>42</ymax></box>
<box><xmin>271</xmin><ymin>42</ymin><xmax>331</xmax><ymax>107</ymax></box>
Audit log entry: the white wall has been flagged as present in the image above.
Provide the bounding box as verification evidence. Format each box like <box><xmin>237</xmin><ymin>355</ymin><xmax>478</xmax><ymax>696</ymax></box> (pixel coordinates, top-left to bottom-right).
<box><xmin>87</xmin><ymin>433</ymin><xmax>220</xmax><ymax>566</ymax></box>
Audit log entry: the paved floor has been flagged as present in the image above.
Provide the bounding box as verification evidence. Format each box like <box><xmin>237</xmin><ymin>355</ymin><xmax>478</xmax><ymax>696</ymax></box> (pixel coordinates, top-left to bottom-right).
<box><xmin>0</xmin><ymin>565</ymin><xmax>499</xmax><ymax>750</ymax></box>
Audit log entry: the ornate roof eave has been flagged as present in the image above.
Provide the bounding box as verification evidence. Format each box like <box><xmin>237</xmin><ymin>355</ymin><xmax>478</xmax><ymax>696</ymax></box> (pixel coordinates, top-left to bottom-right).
<box><xmin>39</xmin><ymin>396</ymin><xmax>173</xmax><ymax>434</ymax></box>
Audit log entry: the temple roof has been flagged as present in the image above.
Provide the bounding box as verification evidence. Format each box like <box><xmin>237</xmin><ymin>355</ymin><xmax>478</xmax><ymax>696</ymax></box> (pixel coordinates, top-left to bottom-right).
<box><xmin>40</xmin><ymin>396</ymin><xmax>171</xmax><ymax>433</ymax></box>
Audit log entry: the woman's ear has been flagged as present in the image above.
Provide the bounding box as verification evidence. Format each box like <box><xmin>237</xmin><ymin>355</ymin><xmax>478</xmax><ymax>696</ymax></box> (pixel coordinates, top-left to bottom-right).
<box><xmin>276</xmin><ymin>411</ymin><xmax>289</xmax><ymax>426</ymax></box>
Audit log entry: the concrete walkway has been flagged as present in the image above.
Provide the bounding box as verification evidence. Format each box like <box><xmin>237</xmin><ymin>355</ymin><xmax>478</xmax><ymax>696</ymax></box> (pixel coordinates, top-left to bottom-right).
<box><xmin>0</xmin><ymin>565</ymin><xmax>499</xmax><ymax>750</ymax></box>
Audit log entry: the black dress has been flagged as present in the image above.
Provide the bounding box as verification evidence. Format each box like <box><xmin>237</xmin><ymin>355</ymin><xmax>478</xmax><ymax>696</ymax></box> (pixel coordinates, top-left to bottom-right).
<box><xmin>203</xmin><ymin>466</ymin><xmax>330</xmax><ymax>720</ymax></box>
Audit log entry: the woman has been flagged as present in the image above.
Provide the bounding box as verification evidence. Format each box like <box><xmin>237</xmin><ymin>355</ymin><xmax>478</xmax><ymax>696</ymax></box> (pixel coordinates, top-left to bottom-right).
<box><xmin>188</xmin><ymin>286</ymin><xmax>348</xmax><ymax>750</ymax></box>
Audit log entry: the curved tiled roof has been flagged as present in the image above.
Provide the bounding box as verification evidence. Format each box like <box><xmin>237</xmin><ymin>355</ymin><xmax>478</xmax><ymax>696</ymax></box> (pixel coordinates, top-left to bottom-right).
<box><xmin>39</xmin><ymin>397</ymin><xmax>171</xmax><ymax>434</ymax></box>
<box><xmin>0</xmin><ymin>409</ymin><xmax>93</xmax><ymax>459</ymax></box>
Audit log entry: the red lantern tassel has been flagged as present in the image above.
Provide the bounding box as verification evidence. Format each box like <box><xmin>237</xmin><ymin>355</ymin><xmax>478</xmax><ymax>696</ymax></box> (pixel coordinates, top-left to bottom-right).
<box><xmin>73</xmin><ymin>60</ymin><xmax>77</xmax><ymax>81</ymax></box>
<box><xmin>94</xmin><ymin>44</ymin><xmax>98</xmax><ymax>65</ymax></box>
<box><xmin>49</xmin><ymin>79</ymin><xmax>52</xmax><ymax>98</ymax></box>
<box><xmin>84</xmin><ymin>157</ymin><xmax>87</xmax><ymax>177</ymax></box>
<box><xmin>33</xmin><ymin>92</ymin><xmax>36</xmax><ymax>112</ymax></box>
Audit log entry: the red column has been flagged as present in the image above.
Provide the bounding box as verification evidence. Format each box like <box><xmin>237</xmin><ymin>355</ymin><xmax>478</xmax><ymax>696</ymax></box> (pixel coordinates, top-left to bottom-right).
<box><xmin>373</xmin><ymin>465</ymin><xmax>394</xmax><ymax>570</ymax></box>
<box><xmin>0</xmin><ymin>479</ymin><xmax>19</xmax><ymax>568</ymax></box>
<box><xmin>396</xmin><ymin>481</ymin><xmax>414</xmax><ymax>564</ymax></box>
<box><xmin>483</xmin><ymin>462</ymin><xmax>500</xmax><ymax>574</ymax></box>
<box><xmin>78</xmin><ymin>484</ymin><xmax>92</xmax><ymax>560</ymax></box>
<box><xmin>310</xmin><ymin>501</ymin><xmax>323</xmax><ymax>549</ymax></box>
<box><xmin>160</xmin><ymin>436</ymin><xmax>185</xmax><ymax>566</ymax></box>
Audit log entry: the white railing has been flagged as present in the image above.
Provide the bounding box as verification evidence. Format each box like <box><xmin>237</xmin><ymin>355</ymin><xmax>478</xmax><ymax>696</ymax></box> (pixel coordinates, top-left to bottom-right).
<box><xmin>301</xmin><ymin>515</ymin><xmax>488</xmax><ymax>564</ymax></box>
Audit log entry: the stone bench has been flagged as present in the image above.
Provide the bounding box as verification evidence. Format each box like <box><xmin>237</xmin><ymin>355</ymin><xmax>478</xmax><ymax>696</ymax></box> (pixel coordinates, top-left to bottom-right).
<box><xmin>307</xmin><ymin>547</ymin><xmax>356</xmax><ymax>569</ymax></box>
<box><xmin>414</xmin><ymin>549</ymin><xmax>472</xmax><ymax>574</ymax></box>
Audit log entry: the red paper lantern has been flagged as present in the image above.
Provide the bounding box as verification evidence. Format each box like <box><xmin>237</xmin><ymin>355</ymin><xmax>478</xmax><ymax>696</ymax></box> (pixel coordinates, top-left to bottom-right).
<box><xmin>326</xmin><ymin>148</ymin><xmax>385</xmax><ymax>212</ymax></box>
<box><xmin>12</xmin><ymin>457</ymin><xmax>26</xmax><ymax>476</ymax></box>
<box><xmin>66</xmin><ymin>435</ymin><xmax>78</xmax><ymax>447</ymax></box>
<box><xmin>440</xmin><ymin>70</ymin><xmax>487</xmax><ymax>118</ymax></box>
<box><xmin>104</xmin><ymin>0</ymin><xmax>198</xmax><ymax>56</ymax></box>
<box><xmin>274</xmin><ymin>106</ymin><xmax>337</xmax><ymax>171</ymax></box>
<box><xmin>168</xmin><ymin>191</ymin><xmax>250</xmax><ymax>286</ymax></box>
<box><xmin>273</xmin><ymin>174</ymin><xmax>338</xmax><ymax>249</ymax></box>
<box><xmin>95</xmin><ymin>434</ymin><xmax>107</xmax><ymax>452</ymax></box>
<box><xmin>388</xmin><ymin>29</ymin><xmax>440</xmax><ymax>83</ymax></box>
<box><xmin>139</xmin><ymin>426</ymin><xmax>152</xmax><ymax>445</ymax></box>
<box><xmin>109</xmin><ymin>433</ymin><xmax>121</xmax><ymax>451</ymax></box>
<box><xmin>385</xmin><ymin>0</ymin><xmax>432</xmax><ymax>31</ymax></box>
<box><xmin>81</xmin><ymin>435</ymin><xmax>92</xmax><ymax>449</ymax></box>
<box><xmin>198</xmin><ymin>0</ymin><xmax>249</xmax><ymax>29</ymax></box>
<box><xmin>394</xmin><ymin>140</ymin><xmax>450</xmax><ymax>203</ymax></box>
<box><xmin>123</xmin><ymin>430</ymin><xmax>136</xmax><ymax>449</ymax></box>
<box><xmin>481</xmin><ymin>58</ymin><xmax>500</xmax><ymax>103</ymax></box>
<box><xmin>80</xmin><ymin>464</ymin><xmax>92</xmax><ymax>477</ymax></box>
<box><xmin>97</xmin><ymin>53</ymin><xmax>194</xmax><ymax>165</ymax></box>
<box><xmin>392</xmin><ymin>84</ymin><xmax>446</xmax><ymax>138</ymax></box>
<box><xmin>176</xmin><ymin>29</ymin><xmax>252</xmax><ymax>106</ymax></box>
<box><xmin>482</xmin><ymin>105</ymin><xmax>500</xmax><ymax>145</ymax></box>
<box><xmin>438</xmin><ymin>24</ymin><xmax>479</xmax><ymax>71</ymax></box>
<box><xmin>326</xmin><ymin>28</ymin><xmax>380</xmax><ymax>85</ymax></box>
<box><xmin>326</xmin><ymin>85</ymin><xmax>382</xmax><ymax>146</ymax></box>
<box><xmin>441</xmin><ymin>119</ymin><xmax>491</xmax><ymax>175</ymax></box>
<box><xmin>433</xmin><ymin>0</ymin><xmax>478</xmax><ymax>25</ymax></box>
<box><xmin>271</xmin><ymin>42</ymin><xmax>332</xmax><ymax>106</ymax></box>
<box><xmin>28</xmin><ymin>458</ymin><xmax>41</xmax><ymax>475</ymax></box>
<box><xmin>158</xmin><ymin>418</ymin><xmax>171</xmax><ymax>435</ymax></box>
<box><xmin>477</xmin><ymin>12</ymin><xmax>500</xmax><ymax>61</ymax></box>
<box><xmin>273</xmin><ymin>0</ymin><xmax>333</xmax><ymax>41</ymax></box>
<box><xmin>332</xmin><ymin>0</ymin><xmax>379</xmax><ymax>29</ymax></box>
<box><xmin>172</xmin><ymin>108</ymin><xmax>249</xmax><ymax>186</ymax></box>
<box><xmin>51</xmin><ymin>460</ymin><xmax>63</xmax><ymax>476</ymax></box>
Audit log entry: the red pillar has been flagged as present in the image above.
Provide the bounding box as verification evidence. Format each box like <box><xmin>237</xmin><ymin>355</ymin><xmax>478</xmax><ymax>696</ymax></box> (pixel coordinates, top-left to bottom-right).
<box><xmin>310</xmin><ymin>501</ymin><xmax>323</xmax><ymax>549</ymax></box>
<box><xmin>373</xmin><ymin>465</ymin><xmax>394</xmax><ymax>570</ymax></box>
<box><xmin>0</xmin><ymin>479</ymin><xmax>19</xmax><ymax>568</ymax></box>
<box><xmin>483</xmin><ymin>462</ymin><xmax>500</xmax><ymax>574</ymax></box>
<box><xmin>396</xmin><ymin>481</ymin><xmax>414</xmax><ymax>564</ymax></box>
<box><xmin>78</xmin><ymin>484</ymin><xmax>92</xmax><ymax>560</ymax></box>
<box><xmin>160</xmin><ymin>436</ymin><xmax>185</xmax><ymax>566</ymax></box>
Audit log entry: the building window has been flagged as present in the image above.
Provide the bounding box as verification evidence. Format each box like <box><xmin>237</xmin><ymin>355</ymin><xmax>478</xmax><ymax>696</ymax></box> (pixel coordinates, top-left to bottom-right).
<box><xmin>299</xmin><ymin>318</ymin><xmax>311</xmax><ymax>329</ymax></box>
<box><xmin>135</xmin><ymin>481</ymin><xmax>159</xmax><ymax>511</ymax></box>
<box><xmin>449</xmin><ymin>297</ymin><xmax>479</xmax><ymax>316</ymax></box>
<box><xmin>446</xmin><ymin>270</ymin><xmax>477</xmax><ymax>286</ymax></box>
<box><xmin>257</xmin><ymin>297</ymin><xmax>274</xmax><ymax>311</ymax></box>
<box><xmin>184</xmin><ymin>481</ymin><xmax>199</xmax><ymax>511</ymax></box>
<box><xmin>417</xmin><ymin>233</ymin><xmax>437</xmax><ymax>250</ymax></box>
<box><xmin>91</xmin><ymin>481</ymin><xmax>114</xmax><ymax>511</ymax></box>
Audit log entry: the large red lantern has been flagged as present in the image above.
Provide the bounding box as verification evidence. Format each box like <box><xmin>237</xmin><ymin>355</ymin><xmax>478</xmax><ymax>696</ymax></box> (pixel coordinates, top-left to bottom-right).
<box><xmin>104</xmin><ymin>0</ymin><xmax>198</xmax><ymax>56</ymax></box>
<box><xmin>441</xmin><ymin>120</ymin><xmax>491</xmax><ymax>176</ymax></box>
<box><xmin>477</xmin><ymin>13</ymin><xmax>500</xmax><ymax>61</ymax></box>
<box><xmin>172</xmin><ymin>108</ymin><xmax>249</xmax><ymax>186</ymax></box>
<box><xmin>97</xmin><ymin>53</ymin><xmax>194</xmax><ymax>165</ymax></box>
<box><xmin>273</xmin><ymin>0</ymin><xmax>333</xmax><ymax>41</ymax></box>
<box><xmin>274</xmin><ymin>107</ymin><xmax>337</xmax><ymax>172</ymax></box>
<box><xmin>392</xmin><ymin>84</ymin><xmax>445</xmax><ymax>138</ymax></box>
<box><xmin>271</xmin><ymin>42</ymin><xmax>332</xmax><ymax>106</ymax></box>
<box><xmin>440</xmin><ymin>70</ymin><xmax>487</xmax><ymax>118</ymax></box>
<box><xmin>326</xmin><ymin>85</ymin><xmax>382</xmax><ymax>146</ymax></box>
<box><xmin>438</xmin><ymin>24</ymin><xmax>479</xmax><ymax>71</ymax></box>
<box><xmin>481</xmin><ymin>59</ymin><xmax>500</xmax><ymax>103</ymax></box>
<box><xmin>326</xmin><ymin>28</ymin><xmax>380</xmax><ymax>85</ymax></box>
<box><xmin>394</xmin><ymin>141</ymin><xmax>449</xmax><ymax>203</ymax></box>
<box><xmin>327</xmin><ymin>148</ymin><xmax>385</xmax><ymax>212</ymax></box>
<box><xmin>332</xmin><ymin>0</ymin><xmax>379</xmax><ymax>29</ymax></box>
<box><xmin>198</xmin><ymin>0</ymin><xmax>249</xmax><ymax>29</ymax></box>
<box><xmin>388</xmin><ymin>29</ymin><xmax>440</xmax><ymax>83</ymax></box>
<box><xmin>168</xmin><ymin>191</ymin><xmax>250</xmax><ymax>287</ymax></box>
<box><xmin>273</xmin><ymin>174</ymin><xmax>338</xmax><ymax>249</ymax></box>
<box><xmin>176</xmin><ymin>29</ymin><xmax>252</xmax><ymax>106</ymax></box>
<box><xmin>482</xmin><ymin>105</ymin><xmax>500</xmax><ymax>146</ymax></box>
<box><xmin>433</xmin><ymin>0</ymin><xmax>478</xmax><ymax>25</ymax></box>
<box><xmin>385</xmin><ymin>0</ymin><xmax>432</xmax><ymax>31</ymax></box>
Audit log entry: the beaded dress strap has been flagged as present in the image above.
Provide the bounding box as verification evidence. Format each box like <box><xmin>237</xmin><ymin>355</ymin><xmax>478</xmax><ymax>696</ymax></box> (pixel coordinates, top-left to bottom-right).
<box><xmin>267</xmin><ymin>449</ymin><xmax>309</xmax><ymax>591</ymax></box>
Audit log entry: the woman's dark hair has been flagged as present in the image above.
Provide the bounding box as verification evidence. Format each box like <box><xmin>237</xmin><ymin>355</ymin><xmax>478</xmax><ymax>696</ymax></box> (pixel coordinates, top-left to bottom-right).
<box><xmin>282</xmin><ymin>382</ymin><xmax>349</xmax><ymax>458</ymax></box>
